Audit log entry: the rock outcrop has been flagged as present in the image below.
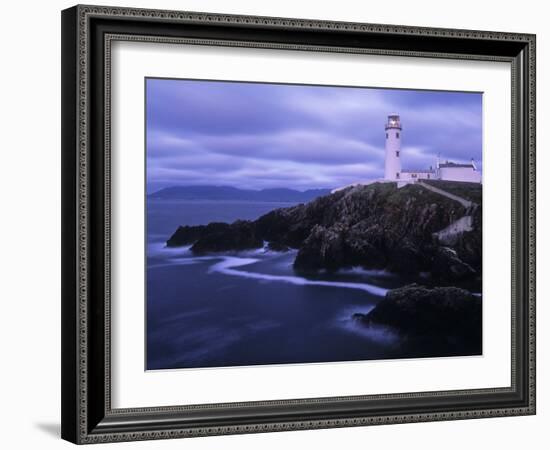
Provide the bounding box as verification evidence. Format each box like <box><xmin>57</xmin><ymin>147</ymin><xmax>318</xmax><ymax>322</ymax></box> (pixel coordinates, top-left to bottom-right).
<box><xmin>167</xmin><ymin>220</ymin><xmax>263</xmax><ymax>253</ymax></box>
<box><xmin>352</xmin><ymin>284</ymin><xmax>482</xmax><ymax>354</ymax></box>
<box><xmin>353</xmin><ymin>284</ymin><xmax>481</xmax><ymax>336</ymax></box>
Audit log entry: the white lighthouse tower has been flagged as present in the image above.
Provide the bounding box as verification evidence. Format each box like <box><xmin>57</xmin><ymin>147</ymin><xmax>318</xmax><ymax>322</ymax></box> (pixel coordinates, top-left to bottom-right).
<box><xmin>384</xmin><ymin>113</ymin><xmax>402</xmax><ymax>180</ymax></box>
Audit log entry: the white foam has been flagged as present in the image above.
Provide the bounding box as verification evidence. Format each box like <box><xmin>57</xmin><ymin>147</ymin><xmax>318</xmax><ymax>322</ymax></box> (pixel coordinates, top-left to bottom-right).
<box><xmin>147</xmin><ymin>258</ymin><xmax>205</xmax><ymax>270</ymax></box>
<box><xmin>147</xmin><ymin>241</ymin><xmax>192</xmax><ymax>257</ymax></box>
<box><xmin>339</xmin><ymin>267</ymin><xmax>394</xmax><ymax>278</ymax></box>
<box><xmin>208</xmin><ymin>257</ymin><xmax>388</xmax><ymax>297</ymax></box>
<box><xmin>344</xmin><ymin>320</ymin><xmax>399</xmax><ymax>344</ymax></box>
<box><xmin>336</xmin><ymin>306</ymin><xmax>399</xmax><ymax>344</ymax></box>
<box><xmin>149</xmin><ymin>246</ymin><xmax>388</xmax><ymax>297</ymax></box>
<box><xmin>147</xmin><ymin>255</ymin><xmax>217</xmax><ymax>269</ymax></box>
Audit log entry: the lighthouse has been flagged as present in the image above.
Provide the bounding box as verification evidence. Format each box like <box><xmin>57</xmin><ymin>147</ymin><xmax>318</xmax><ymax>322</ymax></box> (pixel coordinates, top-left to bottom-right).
<box><xmin>331</xmin><ymin>112</ymin><xmax>481</xmax><ymax>193</ymax></box>
<box><xmin>384</xmin><ymin>113</ymin><xmax>402</xmax><ymax>180</ymax></box>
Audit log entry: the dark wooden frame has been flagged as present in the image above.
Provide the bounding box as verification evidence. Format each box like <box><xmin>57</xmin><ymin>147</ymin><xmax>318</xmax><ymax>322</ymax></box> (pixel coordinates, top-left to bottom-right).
<box><xmin>61</xmin><ymin>4</ymin><xmax>536</xmax><ymax>444</ymax></box>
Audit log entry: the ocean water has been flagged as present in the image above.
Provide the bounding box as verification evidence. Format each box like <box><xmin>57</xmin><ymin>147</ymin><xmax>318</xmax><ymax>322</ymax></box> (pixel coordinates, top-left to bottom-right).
<box><xmin>146</xmin><ymin>199</ymin><xmax>410</xmax><ymax>370</ymax></box>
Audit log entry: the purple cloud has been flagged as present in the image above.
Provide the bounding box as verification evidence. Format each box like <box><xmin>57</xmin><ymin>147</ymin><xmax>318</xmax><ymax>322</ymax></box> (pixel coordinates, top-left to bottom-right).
<box><xmin>146</xmin><ymin>78</ymin><xmax>482</xmax><ymax>193</ymax></box>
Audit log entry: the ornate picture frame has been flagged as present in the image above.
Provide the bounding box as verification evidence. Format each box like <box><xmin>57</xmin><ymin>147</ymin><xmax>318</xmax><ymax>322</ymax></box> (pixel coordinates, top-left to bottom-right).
<box><xmin>61</xmin><ymin>5</ymin><xmax>536</xmax><ymax>444</ymax></box>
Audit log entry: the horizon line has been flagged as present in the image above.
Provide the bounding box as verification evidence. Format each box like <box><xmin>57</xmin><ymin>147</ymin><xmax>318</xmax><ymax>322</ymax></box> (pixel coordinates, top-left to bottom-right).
<box><xmin>147</xmin><ymin>184</ymin><xmax>335</xmax><ymax>196</ymax></box>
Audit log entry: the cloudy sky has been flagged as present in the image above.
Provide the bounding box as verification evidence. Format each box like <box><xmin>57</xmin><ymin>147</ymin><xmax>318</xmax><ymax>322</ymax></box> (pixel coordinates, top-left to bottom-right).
<box><xmin>146</xmin><ymin>78</ymin><xmax>482</xmax><ymax>193</ymax></box>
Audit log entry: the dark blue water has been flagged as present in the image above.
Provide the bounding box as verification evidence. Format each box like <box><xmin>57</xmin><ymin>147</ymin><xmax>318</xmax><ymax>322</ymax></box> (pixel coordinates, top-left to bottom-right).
<box><xmin>146</xmin><ymin>199</ymin><xmax>406</xmax><ymax>370</ymax></box>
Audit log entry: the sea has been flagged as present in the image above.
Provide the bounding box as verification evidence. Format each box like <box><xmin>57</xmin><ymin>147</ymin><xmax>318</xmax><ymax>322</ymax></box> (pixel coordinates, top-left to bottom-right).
<box><xmin>146</xmin><ymin>198</ymin><xmax>412</xmax><ymax>370</ymax></box>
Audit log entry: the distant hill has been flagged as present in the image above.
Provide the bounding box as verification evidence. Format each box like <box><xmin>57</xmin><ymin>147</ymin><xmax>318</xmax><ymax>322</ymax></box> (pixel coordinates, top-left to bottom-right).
<box><xmin>148</xmin><ymin>185</ymin><xmax>332</xmax><ymax>202</ymax></box>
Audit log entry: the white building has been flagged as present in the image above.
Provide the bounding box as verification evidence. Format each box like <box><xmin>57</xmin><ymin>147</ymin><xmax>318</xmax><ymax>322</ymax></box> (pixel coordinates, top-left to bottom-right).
<box><xmin>436</xmin><ymin>161</ymin><xmax>482</xmax><ymax>183</ymax></box>
<box><xmin>384</xmin><ymin>114</ymin><xmax>481</xmax><ymax>184</ymax></box>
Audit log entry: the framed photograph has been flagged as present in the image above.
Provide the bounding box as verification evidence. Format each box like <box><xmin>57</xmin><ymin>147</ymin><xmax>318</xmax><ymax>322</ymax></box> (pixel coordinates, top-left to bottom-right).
<box><xmin>61</xmin><ymin>5</ymin><xmax>536</xmax><ymax>444</ymax></box>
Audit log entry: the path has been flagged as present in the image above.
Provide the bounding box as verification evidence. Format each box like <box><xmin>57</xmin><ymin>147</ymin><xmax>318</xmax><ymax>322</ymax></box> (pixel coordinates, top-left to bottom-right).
<box><xmin>417</xmin><ymin>181</ymin><xmax>475</xmax><ymax>209</ymax></box>
<box><xmin>417</xmin><ymin>181</ymin><xmax>479</xmax><ymax>245</ymax></box>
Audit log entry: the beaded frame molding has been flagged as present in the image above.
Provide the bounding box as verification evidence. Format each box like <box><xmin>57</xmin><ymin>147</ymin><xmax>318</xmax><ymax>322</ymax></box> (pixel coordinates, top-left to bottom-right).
<box><xmin>61</xmin><ymin>4</ymin><xmax>536</xmax><ymax>444</ymax></box>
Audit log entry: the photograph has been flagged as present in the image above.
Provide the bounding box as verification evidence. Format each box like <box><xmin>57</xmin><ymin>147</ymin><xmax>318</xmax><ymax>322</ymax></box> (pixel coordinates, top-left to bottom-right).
<box><xmin>145</xmin><ymin>78</ymin><xmax>484</xmax><ymax>370</ymax></box>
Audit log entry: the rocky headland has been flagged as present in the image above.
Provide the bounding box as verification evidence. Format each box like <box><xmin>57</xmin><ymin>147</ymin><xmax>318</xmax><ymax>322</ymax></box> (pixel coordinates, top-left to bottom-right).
<box><xmin>167</xmin><ymin>181</ymin><xmax>482</xmax><ymax>291</ymax></box>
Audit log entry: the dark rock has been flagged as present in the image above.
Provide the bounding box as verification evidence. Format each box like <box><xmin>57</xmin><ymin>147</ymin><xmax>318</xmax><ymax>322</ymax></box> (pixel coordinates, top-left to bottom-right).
<box><xmin>294</xmin><ymin>224</ymin><xmax>349</xmax><ymax>272</ymax></box>
<box><xmin>385</xmin><ymin>239</ymin><xmax>427</xmax><ymax>274</ymax></box>
<box><xmin>166</xmin><ymin>222</ymin><xmax>227</xmax><ymax>247</ymax></box>
<box><xmin>453</xmin><ymin>205</ymin><xmax>482</xmax><ymax>272</ymax></box>
<box><xmin>290</xmin><ymin>183</ymin><xmax>471</xmax><ymax>277</ymax></box>
<box><xmin>266</xmin><ymin>241</ymin><xmax>290</xmax><ymax>252</ymax></box>
<box><xmin>166</xmin><ymin>221</ymin><xmax>264</xmax><ymax>252</ymax></box>
<box><xmin>431</xmin><ymin>246</ymin><xmax>476</xmax><ymax>282</ymax></box>
<box><xmin>191</xmin><ymin>220</ymin><xmax>263</xmax><ymax>253</ymax></box>
<box><xmin>356</xmin><ymin>284</ymin><xmax>481</xmax><ymax>346</ymax></box>
<box><xmin>351</xmin><ymin>312</ymin><xmax>369</xmax><ymax>322</ymax></box>
<box><xmin>255</xmin><ymin>206</ymin><xmax>312</xmax><ymax>249</ymax></box>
